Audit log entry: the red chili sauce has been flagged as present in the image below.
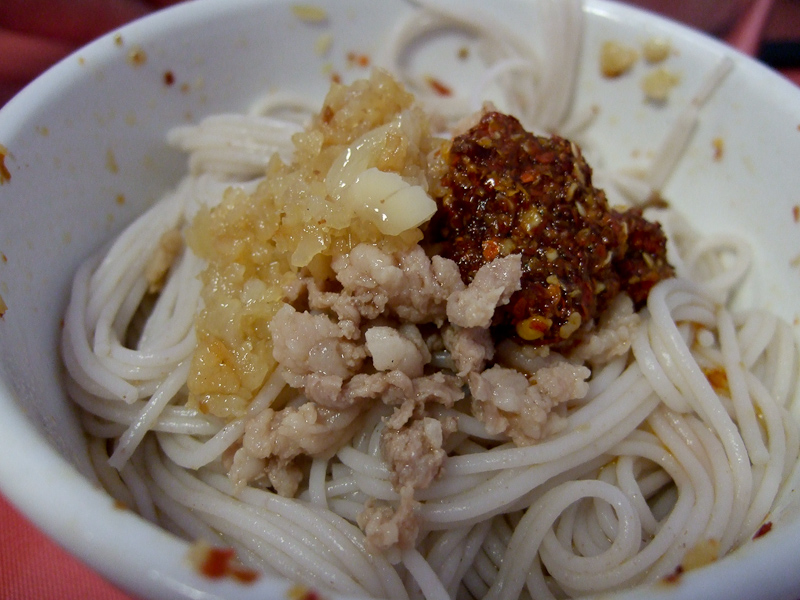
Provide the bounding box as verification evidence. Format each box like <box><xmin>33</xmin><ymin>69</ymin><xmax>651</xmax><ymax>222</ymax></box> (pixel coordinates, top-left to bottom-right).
<box><xmin>428</xmin><ymin>111</ymin><xmax>673</xmax><ymax>346</ymax></box>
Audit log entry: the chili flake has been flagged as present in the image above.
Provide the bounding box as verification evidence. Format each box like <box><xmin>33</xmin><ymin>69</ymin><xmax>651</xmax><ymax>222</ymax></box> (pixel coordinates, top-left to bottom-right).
<box><xmin>753</xmin><ymin>521</ymin><xmax>773</xmax><ymax>539</ymax></box>
<box><xmin>425</xmin><ymin>76</ymin><xmax>452</xmax><ymax>97</ymax></box>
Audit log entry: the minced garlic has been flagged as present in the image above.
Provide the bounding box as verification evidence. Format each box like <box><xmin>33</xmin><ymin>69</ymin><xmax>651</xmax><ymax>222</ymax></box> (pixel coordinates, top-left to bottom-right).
<box><xmin>185</xmin><ymin>70</ymin><xmax>438</xmax><ymax>418</ymax></box>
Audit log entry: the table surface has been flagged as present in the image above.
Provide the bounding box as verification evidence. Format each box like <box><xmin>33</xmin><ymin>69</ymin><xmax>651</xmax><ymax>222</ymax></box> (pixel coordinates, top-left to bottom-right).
<box><xmin>1</xmin><ymin>1</ymin><xmax>799</xmax><ymax>599</ymax></box>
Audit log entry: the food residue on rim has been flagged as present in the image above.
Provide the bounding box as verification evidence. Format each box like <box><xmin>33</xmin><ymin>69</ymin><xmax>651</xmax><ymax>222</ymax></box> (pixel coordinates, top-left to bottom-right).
<box><xmin>600</xmin><ymin>40</ymin><xmax>638</xmax><ymax>77</ymax></box>
<box><xmin>287</xmin><ymin>584</ymin><xmax>326</xmax><ymax>600</ymax></box>
<box><xmin>641</xmin><ymin>67</ymin><xmax>680</xmax><ymax>102</ymax></box>
<box><xmin>662</xmin><ymin>538</ymin><xmax>720</xmax><ymax>583</ymax></box>
<box><xmin>346</xmin><ymin>51</ymin><xmax>370</xmax><ymax>68</ymax></box>
<box><xmin>0</xmin><ymin>144</ymin><xmax>10</xmax><ymax>184</ymax></box>
<box><xmin>291</xmin><ymin>3</ymin><xmax>328</xmax><ymax>23</ymax></box>
<box><xmin>127</xmin><ymin>45</ymin><xmax>147</xmax><ymax>67</ymax></box>
<box><xmin>114</xmin><ymin>33</ymin><xmax>124</xmax><ymax>47</ymax></box>
<box><xmin>0</xmin><ymin>292</ymin><xmax>6</xmax><ymax>319</ymax></box>
<box><xmin>116</xmin><ymin>194</ymin><xmax>126</xmax><ymax>206</ymax></box>
<box><xmin>662</xmin><ymin>564</ymin><xmax>684</xmax><ymax>584</ymax></box>
<box><xmin>601</xmin><ymin>36</ymin><xmax>680</xmax><ymax>102</ymax></box>
<box><xmin>793</xmin><ymin>205</ymin><xmax>800</xmax><ymax>223</ymax></box>
<box><xmin>753</xmin><ymin>521</ymin><xmax>773</xmax><ymax>539</ymax></box>
<box><xmin>425</xmin><ymin>75</ymin><xmax>452</xmax><ymax>96</ymax></box>
<box><xmin>642</xmin><ymin>36</ymin><xmax>672</xmax><ymax>63</ymax></box>
<box><xmin>187</xmin><ymin>541</ymin><xmax>259</xmax><ymax>583</ymax></box>
<box><xmin>315</xmin><ymin>33</ymin><xmax>333</xmax><ymax>56</ymax></box>
<box><xmin>712</xmin><ymin>137</ymin><xmax>725</xmax><ymax>161</ymax></box>
<box><xmin>106</xmin><ymin>148</ymin><xmax>119</xmax><ymax>174</ymax></box>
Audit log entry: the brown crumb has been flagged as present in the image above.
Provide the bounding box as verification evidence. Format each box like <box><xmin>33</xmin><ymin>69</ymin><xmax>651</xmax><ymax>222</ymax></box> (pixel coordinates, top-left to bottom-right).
<box><xmin>793</xmin><ymin>205</ymin><xmax>799</xmax><ymax>223</ymax></box>
<box><xmin>127</xmin><ymin>45</ymin><xmax>147</xmax><ymax>67</ymax></box>
<box><xmin>703</xmin><ymin>367</ymin><xmax>728</xmax><ymax>393</ymax></box>
<box><xmin>0</xmin><ymin>292</ymin><xmax>6</xmax><ymax>318</ymax></box>
<box><xmin>163</xmin><ymin>70</ymin><xmax>175</xmax><ymax>86</ymax></box>
<box><xmin>640</xmin><ymin>191</ymin><xmax>670</xmax><ymax>210</ymax></box>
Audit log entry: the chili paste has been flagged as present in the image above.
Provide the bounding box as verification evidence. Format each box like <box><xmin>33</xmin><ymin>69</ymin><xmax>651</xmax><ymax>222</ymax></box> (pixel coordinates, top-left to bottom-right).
<box><xmin>428</xmin><ymin>111</ymin><xmax>673</xmax><ymax>346</ymax></box>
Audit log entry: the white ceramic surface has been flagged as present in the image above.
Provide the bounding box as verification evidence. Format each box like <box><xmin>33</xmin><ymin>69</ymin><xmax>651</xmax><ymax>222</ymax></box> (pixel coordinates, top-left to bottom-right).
<box><xmin>1</xmin><ymin>0</ymin><xmax>800</xmax><ymax>599</ymax></box>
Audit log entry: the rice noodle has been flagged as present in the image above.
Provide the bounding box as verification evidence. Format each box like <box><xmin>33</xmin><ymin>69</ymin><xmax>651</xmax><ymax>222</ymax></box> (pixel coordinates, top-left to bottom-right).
<box><xmin>59</xmin><ymin>2</ymin><xmax>800</xmax><ymax>600</ymax></box>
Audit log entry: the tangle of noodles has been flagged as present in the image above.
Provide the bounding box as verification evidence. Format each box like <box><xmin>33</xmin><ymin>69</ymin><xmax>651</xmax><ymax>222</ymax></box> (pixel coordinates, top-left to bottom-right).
<box><xmin>61</xmin><ymin>2</ymin><xmax>800</xmax><ymax>600</ymax></box>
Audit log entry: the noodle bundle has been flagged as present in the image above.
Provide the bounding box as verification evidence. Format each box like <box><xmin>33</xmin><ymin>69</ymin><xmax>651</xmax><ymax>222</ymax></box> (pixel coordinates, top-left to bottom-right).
<box><xmin>61</xmin><ymin>2</ymin><xmax>800</xmax><ymax>600</ymax></box>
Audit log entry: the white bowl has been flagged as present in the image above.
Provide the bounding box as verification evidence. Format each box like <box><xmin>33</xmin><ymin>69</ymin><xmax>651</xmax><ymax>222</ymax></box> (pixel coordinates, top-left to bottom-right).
<box><xmin>2</xmin><ymin>0</ymin><xmax>800</xmax><ymax>599</ymax></box>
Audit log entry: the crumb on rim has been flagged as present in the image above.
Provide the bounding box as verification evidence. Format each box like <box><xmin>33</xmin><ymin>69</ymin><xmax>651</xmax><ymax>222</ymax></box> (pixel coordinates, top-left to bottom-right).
<box><xmin>291</xmin><ymin>4</ymin><xmax>328</xmax><ymax>24</ymax></box>
<box><xmin>600</xmin><ymin>40</ymin><xmax>638</xmax><ymax>78</ymax></box>
<box><xmin>0</xmin><ymin>144</ymin><xmax>10</xmax><ymax>184</ymax></box>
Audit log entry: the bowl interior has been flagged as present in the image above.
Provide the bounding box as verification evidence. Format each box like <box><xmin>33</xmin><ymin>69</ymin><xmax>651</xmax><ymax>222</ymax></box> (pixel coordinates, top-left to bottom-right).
<box><xmin>2</xmin><ymin>0</ymin><xmax>800</xmax><ymax>598</ymax></box>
